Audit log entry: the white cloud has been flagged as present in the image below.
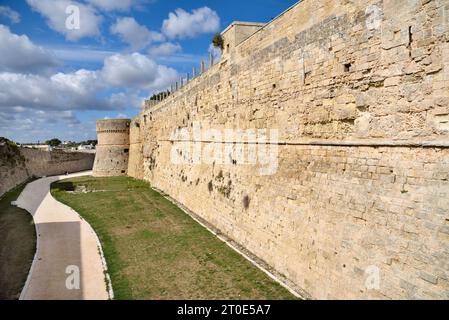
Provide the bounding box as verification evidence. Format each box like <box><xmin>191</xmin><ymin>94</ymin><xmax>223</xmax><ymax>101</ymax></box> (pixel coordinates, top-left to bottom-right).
<box><xmin>51</xmin><ymin>69</ymin><xmax>100</xmax><ymax>97</ymax></box>
<box><xmin>0</xmin><ymin>106</ymin><xmax>94</xmax><ymax>142</ymax></box>
<box><xmin>149</xmin><ymin>42</ymin><xmax>182</xmax><ymax>57</ymax></box>
<box><xmin>26</xmin><ymin>0</ymin><xmax>102</xmax><ymax>41</ymax></box>
<box><xmin>0</xmin><ymin>52</ymin><xmax>176</xmax><ymax>115</ymax></box>
<box><xmin>111</xmin><ymin>17</ymin><xmax>164</xmax><ymax>51</ymax></box>
<box><xmin>162</xmin><ymin>7</ymin><xmax>220</xmax><ymax>39</ymax></box>
<box><xmin>0</xmin><ymin>6</ymin><xmax>21</xmax><ymax>24</ymax></box>
<box><xmin>0</xmin><ymin>108</ymin><xmax>78</xmax><ymax>127</ymax></box>
<box><xmin>101</xmin><ymin>52</ymin><xmax>177</xmax><ymax>89</ymax></box>
<box><xmin>0</xmin><ymin>27</ymin><xmax>178</xmax><ymax>142</ymax></box>
<box><xmin>0</xmin><ymin>25</ymin><xmax>59</xmax><ymax>74</ymax></box>
<box><xmin>0</xmin><ymin>71</ymin><xmax>109</xmax><ymax>112</ymax></box>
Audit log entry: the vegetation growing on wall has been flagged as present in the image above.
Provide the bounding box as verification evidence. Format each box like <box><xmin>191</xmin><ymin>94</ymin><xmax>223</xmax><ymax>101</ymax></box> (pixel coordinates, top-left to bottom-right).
<box><xmin>0</xmin><ymin>137</ymin><xmax>26</xmax><ymax>166</ymax></box>
<box><xmin>149</xmin><ymin>90</ymin><xmax>171</xmax><ymax>102</ymax></box>
<box><xmin>212</xmin><ymin>33</ymin><xmax>224</xmax><ymax>50</ymax></box>
<box><xmin>0</xmin><ymin>137</ymin><xmax>17</xmax><ymax>148</ymax></box>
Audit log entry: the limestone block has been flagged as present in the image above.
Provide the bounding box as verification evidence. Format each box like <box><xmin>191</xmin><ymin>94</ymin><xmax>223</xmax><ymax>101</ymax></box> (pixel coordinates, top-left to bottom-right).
<box><xmin>384</xmin><ymin>76</ymin><xmax>401</xmax><ymax>87</ymax></box>
<box><xmin>331</xmin><ymin>104</ymin><xmax>358</xmax><ymax>121</ymax></box>
<box><xmin>354</xmin><ymin>112</ymin><xmax>372</xmax><ymax>137</ymax></box>
<box><xmin>383</xmin><ymin>0</ymin><xmax>420</xmax><ymax>21</ymax></box>
<box><xmin>381</xmin><ymin>22</ymin><xmax>410</xmax><ymax>50</ymax></box>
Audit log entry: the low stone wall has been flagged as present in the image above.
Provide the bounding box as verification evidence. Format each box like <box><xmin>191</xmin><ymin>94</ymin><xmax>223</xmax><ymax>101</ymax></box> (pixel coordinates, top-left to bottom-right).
<box><xmin>0</xmin><ymin>145</ymin><xmax>95</xmax><ymax>197</ymax></box>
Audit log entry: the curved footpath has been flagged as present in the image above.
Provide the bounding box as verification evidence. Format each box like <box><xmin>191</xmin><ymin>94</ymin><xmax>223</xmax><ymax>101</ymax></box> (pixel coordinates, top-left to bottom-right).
<box><xmin>15</xmin><ymin>171</ymin><xmax>111</xmax><ymax>300</ymax></box>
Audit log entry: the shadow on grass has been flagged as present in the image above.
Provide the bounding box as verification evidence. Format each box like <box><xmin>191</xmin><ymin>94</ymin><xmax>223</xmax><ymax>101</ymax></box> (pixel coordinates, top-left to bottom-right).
<box><xmin>0</xmin><ymin>181</ymin><xmax>36</xmax><ymax>300</ymax></box>
<box><xmin>55</xmin><ymin>182</ymin><xmax>75</xmax><ymax>192</ymax></box>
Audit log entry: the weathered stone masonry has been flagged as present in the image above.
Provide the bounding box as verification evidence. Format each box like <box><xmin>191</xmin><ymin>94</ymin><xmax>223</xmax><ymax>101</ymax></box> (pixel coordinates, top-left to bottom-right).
<box><xmin>103</xmin><ymin>0</ymin><xmax>449</xmax><ymax>299</ymax></box>
<box><xmin>93</xmin><ymin>119</ymin><xmax>131</xmax><ymax>177</ymax></box>
<box><xmin>0</xmin><ymin>143</ymin><xmax>95</xmax><ymax>198</ymax></box>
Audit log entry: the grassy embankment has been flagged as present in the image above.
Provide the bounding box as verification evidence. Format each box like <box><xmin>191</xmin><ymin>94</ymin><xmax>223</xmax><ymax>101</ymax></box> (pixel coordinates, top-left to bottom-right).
<box><xmin>0</xmin><ymin>181</ymin><xmax>36</xmax><ymax>300</ymax></box>
<box><xmin>51</xmin><ymin>176</ymin><xmax>296</xmax><ymax>300</ymax></box>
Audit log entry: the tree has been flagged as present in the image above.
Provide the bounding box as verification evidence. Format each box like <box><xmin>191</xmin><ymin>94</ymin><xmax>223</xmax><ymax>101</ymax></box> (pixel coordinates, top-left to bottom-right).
<box><xmin>79</xmin><ymin>140</ymin><xmax>97</xmax><ymax>146</ymax></box>
<box><xmin>212</xmin><ymin>33</ymin><xmax>224</xmax><ymax>50</ymax></box>
<box><xmin>86</xmin><ymin>140</ymin><xmax>98</xmax><ymax>146</ymax></box>
<box><xmin>45</xmin><ymin>138</ymin><xmax>62</xmax><ymax>147</ymax></box>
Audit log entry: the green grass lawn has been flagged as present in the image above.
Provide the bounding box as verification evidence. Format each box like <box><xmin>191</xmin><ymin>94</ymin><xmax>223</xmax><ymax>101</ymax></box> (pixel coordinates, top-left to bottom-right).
<box><xmin>0</xmin><ymin>181</ymin><xmax>36</xmax><ymax>300</ymax></box>
<box><xmin>51</xmin><ymin>176</ymin><xmax>296</xmax><ymax>300</ymax></box>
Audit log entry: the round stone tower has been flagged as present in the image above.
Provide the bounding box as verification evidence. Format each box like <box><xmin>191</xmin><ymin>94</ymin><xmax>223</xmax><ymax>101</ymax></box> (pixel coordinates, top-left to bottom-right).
<box><xmin>93</xmin><ymin>119</ymin><xmax>131</xmax><ymax>177</ymax></box>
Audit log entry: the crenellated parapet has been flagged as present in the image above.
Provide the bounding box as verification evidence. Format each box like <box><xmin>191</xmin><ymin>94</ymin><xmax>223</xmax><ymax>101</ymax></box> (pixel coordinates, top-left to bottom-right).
<box><xmin>143</xmin><ymin>21</ymin><xmax>265</xmax><ymax>112</ymax></box>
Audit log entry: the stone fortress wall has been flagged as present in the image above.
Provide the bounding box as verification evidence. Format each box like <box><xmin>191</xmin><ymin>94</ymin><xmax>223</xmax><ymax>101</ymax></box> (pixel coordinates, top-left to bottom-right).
<box><xmin>102</xmin><ymin>0</ymin><xmax>449</xmax><ymax>299</ymax></box>
<box><xmin>93</xmin><ymin>119</ymin><xmax>131</xmax><ymax>177</ymax></box>
<box><xmin>127</xmin><ymin>118</ymin><xmax>144</xmax><ymax>180</ymax></box>
<box><xmin>0</xmin><ymin>142</ymin><xmax>95</xmax><ymax>197</ymax></box>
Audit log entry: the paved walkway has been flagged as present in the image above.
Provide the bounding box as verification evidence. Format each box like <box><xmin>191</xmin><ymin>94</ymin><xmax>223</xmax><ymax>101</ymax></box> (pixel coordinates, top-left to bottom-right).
<box><xmin>16</xmin><ymin>171</ymin><xmax>110</xmax><ymax>300</ymax></box>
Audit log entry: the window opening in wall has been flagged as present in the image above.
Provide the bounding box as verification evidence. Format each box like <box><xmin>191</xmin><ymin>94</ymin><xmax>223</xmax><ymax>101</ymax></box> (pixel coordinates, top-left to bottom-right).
<box><xmin>408</xmin><ymin>26</ymin><xmax>413</xmax><ymax>57</ymax></box>
<box><xmin>304</xmin><ymin>71</ymin><xmax>311</xmax><ymax>81</ymax></box>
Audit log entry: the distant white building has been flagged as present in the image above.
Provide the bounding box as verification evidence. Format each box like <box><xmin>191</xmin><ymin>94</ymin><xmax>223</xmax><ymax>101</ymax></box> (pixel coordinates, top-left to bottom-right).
<box><xmin>75</xmin><ymin>144</ymin><xmax>96</xmax><ymax>154</ymax></box>
<box><xmin>77</xmin><ymin>144</ymin><xmax>95</xmax><ymax>151</ymax></box>
<box><xmin>22</xmin><ymin>144</ymin><xmax>53</xmax><ymax>152</ymax></box>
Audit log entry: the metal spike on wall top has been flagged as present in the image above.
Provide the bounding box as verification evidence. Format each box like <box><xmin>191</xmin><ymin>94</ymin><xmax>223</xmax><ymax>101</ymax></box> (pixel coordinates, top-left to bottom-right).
<box><xmin>210</xmin><ymin>52</ymin><xmax>214</xmax><ymax>68</ymax></box>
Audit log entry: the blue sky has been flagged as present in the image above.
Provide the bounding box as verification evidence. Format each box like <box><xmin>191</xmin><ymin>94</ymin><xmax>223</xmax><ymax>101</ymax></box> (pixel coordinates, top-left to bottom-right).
<box><xmin>0</xmin><ymin>0</ymin><xmax>297</xmax><ymax>143</ymax></box>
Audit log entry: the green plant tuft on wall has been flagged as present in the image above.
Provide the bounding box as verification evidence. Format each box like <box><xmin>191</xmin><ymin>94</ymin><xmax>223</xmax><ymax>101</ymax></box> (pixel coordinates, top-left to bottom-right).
<box><xmin>212</xmin><ymin>33</ymin><xmax>224</xmax><ymax>50</ymax></box>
